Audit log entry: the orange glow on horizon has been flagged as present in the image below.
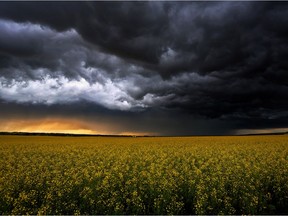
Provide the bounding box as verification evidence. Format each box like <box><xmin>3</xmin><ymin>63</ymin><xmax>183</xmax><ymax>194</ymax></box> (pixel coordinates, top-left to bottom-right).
<box><xmin>0</xmin><ymin>117</ymin><xmax>152</xmax><ymax>136</ymax></box>
<box><xmin>1</xmin><ymin>118</ymin><xmax>109</xmax><ymax>135</ymax></box>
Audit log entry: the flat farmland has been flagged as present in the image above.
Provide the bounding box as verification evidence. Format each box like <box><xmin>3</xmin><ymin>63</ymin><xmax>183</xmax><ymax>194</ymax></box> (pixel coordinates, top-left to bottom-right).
<box><xmin>0</xmin><ymin>135</ymin><xmax>287</xmax><ymax>215</ymax></box>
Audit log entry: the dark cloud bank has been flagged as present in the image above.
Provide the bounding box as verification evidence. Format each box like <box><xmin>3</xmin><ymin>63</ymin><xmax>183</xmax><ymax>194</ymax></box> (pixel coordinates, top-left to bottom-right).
<box><xmin>0</xmin><ymin>2</ymin><xmax>288</xmax><ymax>135</ymax></box>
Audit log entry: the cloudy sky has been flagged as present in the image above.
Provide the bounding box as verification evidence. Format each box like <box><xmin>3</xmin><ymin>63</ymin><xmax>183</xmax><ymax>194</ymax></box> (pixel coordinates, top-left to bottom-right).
<box><xmin>0</xmin><ymin>1</ymin><xmax>288</xmax><ymax>135</ymax></box>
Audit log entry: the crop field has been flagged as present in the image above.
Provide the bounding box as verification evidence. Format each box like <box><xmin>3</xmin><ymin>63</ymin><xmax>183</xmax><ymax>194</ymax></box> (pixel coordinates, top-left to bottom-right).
<box><xmin>0</xmin><ymin>135</ymin><xmax>287</xmax><ymax>215</ymax></box>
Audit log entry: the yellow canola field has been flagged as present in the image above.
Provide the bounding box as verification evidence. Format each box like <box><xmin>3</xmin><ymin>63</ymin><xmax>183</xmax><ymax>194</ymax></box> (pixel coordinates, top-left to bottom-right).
<box><xmin>0</xmin><ymin>135</ymin><xmax>287</xmax><ymax>215</ymax></box>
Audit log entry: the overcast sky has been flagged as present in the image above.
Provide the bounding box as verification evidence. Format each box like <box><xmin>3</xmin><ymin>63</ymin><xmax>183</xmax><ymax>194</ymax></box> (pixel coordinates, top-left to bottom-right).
<box><xmin>0</xmin><ymin>1</ymin><xmax>288</xmax><ymax>135</ymax></box>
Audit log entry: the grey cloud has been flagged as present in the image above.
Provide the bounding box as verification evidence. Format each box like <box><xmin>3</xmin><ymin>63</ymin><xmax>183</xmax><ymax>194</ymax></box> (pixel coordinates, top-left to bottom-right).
<box><xmin>0</xmin><ymin>20</ymin><xmax>42</xmax><ymax>57</ymax></box>
<box><xmin>0</xmin><ymin>19</ymin><xmax>165</xmax><ymax>111</ymax></box>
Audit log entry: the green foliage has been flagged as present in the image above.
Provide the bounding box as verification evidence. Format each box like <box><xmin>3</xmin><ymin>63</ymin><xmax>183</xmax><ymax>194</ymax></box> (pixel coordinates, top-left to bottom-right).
<box><xmin>0</xmin><ymin>135</ymin><xmax>287</xmax><ymax>214</ymax></box>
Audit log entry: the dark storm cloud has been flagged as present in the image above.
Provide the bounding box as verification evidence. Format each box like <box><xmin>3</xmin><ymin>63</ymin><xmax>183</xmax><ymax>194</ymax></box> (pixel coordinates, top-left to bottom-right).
<box><xmin>0</xmin><ymin>1</ymin><xmax>288</xmax><ymax>134</ymax></box>
<box><xmin>0</xmin><ymin>99</ymin><xmax>237</xmax><ymax>136</ymax></box>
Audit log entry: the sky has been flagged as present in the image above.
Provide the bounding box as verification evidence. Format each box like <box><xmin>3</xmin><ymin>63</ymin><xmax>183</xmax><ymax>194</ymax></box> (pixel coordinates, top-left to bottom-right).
<box><xmin>0</xmin><ymin>1</ymin><xmax>288</xmax><ymax>136</ymax></box>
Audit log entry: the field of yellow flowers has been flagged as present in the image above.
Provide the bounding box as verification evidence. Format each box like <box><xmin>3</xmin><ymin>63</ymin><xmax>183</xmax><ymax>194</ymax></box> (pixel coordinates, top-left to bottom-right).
<box><xmin>0</xmin><ymin>135</ymin><xmax>287</xmax><ymax>214</ymax></box>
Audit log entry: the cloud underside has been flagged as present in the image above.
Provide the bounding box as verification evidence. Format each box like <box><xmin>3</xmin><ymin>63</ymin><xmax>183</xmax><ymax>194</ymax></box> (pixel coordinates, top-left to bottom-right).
<box><xmin>0</xmin><ymin>2</ymin><xmax>288</xmax><ymax>134</ymax></box>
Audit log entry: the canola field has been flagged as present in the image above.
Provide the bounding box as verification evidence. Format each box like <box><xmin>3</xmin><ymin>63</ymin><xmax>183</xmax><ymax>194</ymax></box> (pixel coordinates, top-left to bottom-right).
<box><xmin>0</xmin><ymin>135</ymin><xmax>287</xmax><ymax>215</ymax></box>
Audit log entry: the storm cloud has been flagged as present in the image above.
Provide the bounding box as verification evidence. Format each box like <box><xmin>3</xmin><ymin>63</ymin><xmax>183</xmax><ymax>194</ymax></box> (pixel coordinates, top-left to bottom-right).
<box><xmin>0</xmin><ymin>2</ymin><xmax>288</xmax><ymax>135</ymax></box>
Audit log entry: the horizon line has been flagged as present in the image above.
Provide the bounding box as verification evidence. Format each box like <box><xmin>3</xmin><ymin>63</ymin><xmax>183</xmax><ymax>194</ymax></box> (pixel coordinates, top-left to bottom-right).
<box><xmin>0</xmin><ymin>131</ymin><xmax>287</xmax><ymax>137</ymax></box>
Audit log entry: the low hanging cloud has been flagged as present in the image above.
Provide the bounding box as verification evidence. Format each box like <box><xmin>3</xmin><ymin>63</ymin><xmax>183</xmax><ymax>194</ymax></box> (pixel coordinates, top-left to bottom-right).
<box><xmin>0</xmin><ymin>76</ymin><xmax>135</xmax><ymax>110</ymax></box>
<box><xmin>0</xmin><ymin>2</ymin><xmax>288</xmax><ymax>135</ymax></box>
